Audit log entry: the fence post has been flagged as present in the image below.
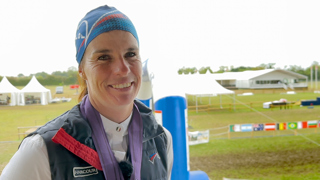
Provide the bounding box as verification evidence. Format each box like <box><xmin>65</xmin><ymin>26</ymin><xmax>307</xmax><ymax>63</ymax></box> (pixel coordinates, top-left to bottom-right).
<box><xmin>18</xmin><ymin>128</ymin><xmax>20</xmax><ymax>140</ymax></box>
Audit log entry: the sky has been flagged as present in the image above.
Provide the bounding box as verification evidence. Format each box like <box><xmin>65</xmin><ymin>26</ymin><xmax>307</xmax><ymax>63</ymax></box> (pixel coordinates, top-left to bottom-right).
<box><xmin>0</xmin><ymin>0</ymin><xmax>320</xmax><ymax>78</ymax></box>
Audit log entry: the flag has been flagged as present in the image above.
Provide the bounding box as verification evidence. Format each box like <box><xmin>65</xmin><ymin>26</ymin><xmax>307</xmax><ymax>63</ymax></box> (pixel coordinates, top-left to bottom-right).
<box><xmin>297</xmin><ymin>121</ymin><xmax>308</xmax><ymax>129</ymax></box>
<box><xmin>265</xmin><ymin>123</ymin><xmax>276</xmax><ymax>131</ymax></box>
<box><xmin>277</xmin><ymin>123</ymin><xmax>286</xmax><ymax>130</ymax></box>
<box><xmin>229</xmin><ymin>124</ymin><xmax>241</xmax><ymax>132</ymax></box>
<box><xmin>308</xmin><ymin>120</ymin><xmax>318</xmax><ymax>128</ymax></box>
<box><xmin>241</xmin><ymin>124</ymin><xmax>253</xmax><ymax>132</ymax></box>
<box><xmin>253</xmin><ymin>124</ymin><xmax>264</xmax><ymax>131</ymax></box>
<box><xmin>287</xmin><ymin>122</ymin><xmax>298</xmax><ymax>129</ymax></box>
<box><xmin>229</xmin><ymin>125</ymin><xmax>234</xmax><ymax>132</ymax></box>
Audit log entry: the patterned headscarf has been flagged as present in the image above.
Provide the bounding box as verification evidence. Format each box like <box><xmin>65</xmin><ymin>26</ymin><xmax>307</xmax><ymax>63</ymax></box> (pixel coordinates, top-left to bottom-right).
<box><xmin>75</xmin><ymin>5</ymin><xmax>139</xmax><ymax>64</ymax></box>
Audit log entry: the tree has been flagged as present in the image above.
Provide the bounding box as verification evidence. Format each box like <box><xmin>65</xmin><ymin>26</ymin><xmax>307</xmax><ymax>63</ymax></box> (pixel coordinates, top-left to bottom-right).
<box><xmin>35</xmin><ymin>71</ymin><xmax>49</xmax><ymax>78</ymax></box>
<box><xmin>177</xmin><ymin>67</ymin><xmax>197</xmax><ymax>74</ymax></box>
<box><xmin>68</xmin><ymin>66</ymin><xmax>78</xmax><ymax>72</ymax></box>
<box><xmin>52</xmin><ymin>71</ymin><xmax>65</xmax><ymax>77</ymax></box>
<box><xmin>259</xmin><ymin>63</ymin><xmax>276</xmax><ymax>69</ymax></box>
<box><xmin>198</xmin><ymin>66</ymin><xmax>213</xmax><ymax>74</ymax></box>
<box><xmin>286</xmin><ymin>65</ymin><xmax>305</xmax><ymax>75</ymax></box>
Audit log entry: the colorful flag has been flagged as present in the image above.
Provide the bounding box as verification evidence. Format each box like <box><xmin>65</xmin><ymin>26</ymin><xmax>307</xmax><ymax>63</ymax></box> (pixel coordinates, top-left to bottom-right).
<box><xmin>265</xmin><ymin>123</ymin><xmax>276</xmax><ymax>131</ymax></box>
<box><xmin>253</xmin><ymin>124</ymin><xmax>264</xmax><ymax>131</ymax></box>
<box><xmin>229</xmin><ymin>125</ymin><xmax>234</xmax><ymax>132</ymax></box>
<box><xmin>287</xmin><ymin>122</ymin><xmax>298</xmax><ymax>129</ymax></box>
<box><xmin>229</xmin><ymin>124</ymin><xmax>241</xmax><ymax>132</ymax></box>
<box><xmin>308</xmin><ymin>120</ymin><xmax>318</xmax><ymax>128</ymax></box>
<box><xmin>277</xmin><ymin>123</ymin><xmax>286</xmax><ymax>130</ymax></box>
<box><xmin>241</xmin><ymin>124</ymin><xmax>253</xmax><ymax>132</ymax></box>
<box><xmin>297</xmin><ymin>121</ymin><xmax>308</xmax><ymax>129</ymax></box>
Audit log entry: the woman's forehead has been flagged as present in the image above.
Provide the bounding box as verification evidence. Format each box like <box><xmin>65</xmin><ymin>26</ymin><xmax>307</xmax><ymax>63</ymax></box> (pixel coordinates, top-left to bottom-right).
<box><xmin>87</xmin><ymin>31</ymin><xmax>139</xmax><ymax>51</ymax></box>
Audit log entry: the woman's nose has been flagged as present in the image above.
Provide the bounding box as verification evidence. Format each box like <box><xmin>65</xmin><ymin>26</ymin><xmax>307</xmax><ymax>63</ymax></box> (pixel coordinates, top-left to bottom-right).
<box><xmin>113</xmin><ymin>57</ymin><xmax>130</xmax><ymax>76</ymax></box>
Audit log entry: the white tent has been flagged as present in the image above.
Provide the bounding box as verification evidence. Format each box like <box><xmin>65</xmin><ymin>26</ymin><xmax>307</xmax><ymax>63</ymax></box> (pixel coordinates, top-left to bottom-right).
<box><xmin>152</xmin><ymin>73</ymin><xmax>235</xmax><ymax>112</ymax></box>
<box><xmin>0</xmin><ymin>77</ymin><xmax>20</xmax><ymax>106</ymax></box>
<box><xmin>19</xmin><ymin>76</ymin><xmax>52</xmax><ymax>105</ymax></box>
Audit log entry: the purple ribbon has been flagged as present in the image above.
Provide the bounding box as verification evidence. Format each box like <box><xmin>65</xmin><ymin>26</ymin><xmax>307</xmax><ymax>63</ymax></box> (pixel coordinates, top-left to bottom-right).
<box><xmin>80</xmin><ymin>95</ymin><xmax>142</xmax><ymax>180</ymax></box>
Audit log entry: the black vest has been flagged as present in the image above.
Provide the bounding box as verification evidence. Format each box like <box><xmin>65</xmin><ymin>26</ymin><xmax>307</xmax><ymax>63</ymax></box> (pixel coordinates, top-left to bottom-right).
<box><xmin>25</xmin><ymin>100</ymin><xmax>169</xmax><ymax>180</ymax></box>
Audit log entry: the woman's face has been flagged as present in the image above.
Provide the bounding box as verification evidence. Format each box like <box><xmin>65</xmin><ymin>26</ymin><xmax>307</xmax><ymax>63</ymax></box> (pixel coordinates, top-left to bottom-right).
<box><xmin>80</xmin><ymin>30</ymin><xmax>142</xmax><ymax>109</ymax></box>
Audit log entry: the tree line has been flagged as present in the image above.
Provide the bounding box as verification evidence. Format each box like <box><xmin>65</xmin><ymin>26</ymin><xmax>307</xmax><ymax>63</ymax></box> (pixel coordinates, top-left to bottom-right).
<box><xmin>0</xmin><ymin>67</ymin><xmax>78</xmax><ymax>86</ymax></box>
<box><xmin>1</xmin><ymin>62</ymin><xmax>320</xmax><ymax>87</ymax></box>
<box><xmin>178</xmin><ymin>62</ymin><xmax>320</xmax><ymax>79</ymax></box>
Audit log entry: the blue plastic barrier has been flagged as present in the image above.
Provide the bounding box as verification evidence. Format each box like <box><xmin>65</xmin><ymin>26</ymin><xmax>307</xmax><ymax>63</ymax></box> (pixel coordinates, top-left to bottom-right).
<box><xmin>155</xmin><ymin>96</ymin><xmax>209</xmax><ymax>180</ymax></box>
<box><xmin>137</xmin><ymin>59</ymin><xmax>209</xmax><ymax>179</ymax></box>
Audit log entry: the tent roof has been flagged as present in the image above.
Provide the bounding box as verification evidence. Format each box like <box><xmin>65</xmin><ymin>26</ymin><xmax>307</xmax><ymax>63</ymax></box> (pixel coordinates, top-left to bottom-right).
<box><xmin>21</xmin><ymin>76</ymin><xmax>50</xmax><ymax>93</ymax></box>
<box><xmin>0</xmin><ymin>76</ymin><xmax>20</xmax><ymax>93</ymax></box>
<box><xmin>152</xmin><ymin>73</ymin><xmax>234</xmax><ymax>102</ymax></box>
<box><xmin>180</xmin><ymin>74</ymin><xmax>234</xmax><ymax>95</ymax></box>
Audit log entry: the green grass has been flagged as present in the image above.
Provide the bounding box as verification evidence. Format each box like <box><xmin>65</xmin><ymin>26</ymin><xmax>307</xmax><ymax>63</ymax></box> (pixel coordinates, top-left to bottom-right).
<box><xmin>0</xmin><ymin>142</ymin><xmax>20</xmax><ymax>173</ymax></box>
<box><xmin>1</xmin><ymin>86</ymin><xmax>320</xmax><ymax>179</ymax></box>
<box><xmin>187</xmin><ymin>91</ymin><xmax>320</xmax><ymax>180</ymax></box>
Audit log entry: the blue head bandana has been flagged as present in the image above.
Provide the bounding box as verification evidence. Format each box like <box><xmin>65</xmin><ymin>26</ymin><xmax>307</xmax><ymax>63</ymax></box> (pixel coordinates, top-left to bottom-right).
<box><xmin>75</xmin><ymin>5</ymin><xmax>139</xmax><ymax>64</ymax></box>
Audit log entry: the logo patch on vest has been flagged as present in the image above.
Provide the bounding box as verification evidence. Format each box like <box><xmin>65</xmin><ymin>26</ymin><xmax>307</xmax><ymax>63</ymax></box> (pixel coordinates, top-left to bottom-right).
<box><xmin>73</xmin><ymin>166</ymin><xmax>98</xmax><ymax>177</ymax></box>
<box><xmin>149</xmin><ymin>152</ymin><xmax>160</xmax><ymax>164</ymax></box>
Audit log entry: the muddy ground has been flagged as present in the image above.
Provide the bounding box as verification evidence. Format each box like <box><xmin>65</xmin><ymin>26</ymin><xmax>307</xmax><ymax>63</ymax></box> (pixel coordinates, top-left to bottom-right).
<box><xmin>190</xmin><ymin>147</ymin><xmax>320</xmax><ymax>179</ymax></box>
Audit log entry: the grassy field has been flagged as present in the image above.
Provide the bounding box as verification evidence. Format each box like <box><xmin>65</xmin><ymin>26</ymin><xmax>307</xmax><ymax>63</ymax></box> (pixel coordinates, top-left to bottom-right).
<box><xmin>1</xmin><ymin>86</ymin><xmax>320</xmax><ymax>179</ymax></box>
<box><xmin>187</xmin><ymin>91</ymin><xmax>320</xmax><ymax>180</ymax></box>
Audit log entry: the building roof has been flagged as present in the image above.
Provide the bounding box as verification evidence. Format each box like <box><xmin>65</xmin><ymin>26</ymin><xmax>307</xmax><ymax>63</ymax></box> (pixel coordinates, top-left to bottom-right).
<box><xmin>211</xmin><ymin>69</ymin><xmax>307</xmax><ymax>80</ymax></box>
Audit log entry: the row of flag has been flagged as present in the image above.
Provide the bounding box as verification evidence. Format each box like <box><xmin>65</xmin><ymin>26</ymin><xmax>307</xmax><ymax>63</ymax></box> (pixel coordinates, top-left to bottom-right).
<box><xmin>229</xmin><ymin>120</ymin><xmax>319</xmax><ymax>132</ymax></box>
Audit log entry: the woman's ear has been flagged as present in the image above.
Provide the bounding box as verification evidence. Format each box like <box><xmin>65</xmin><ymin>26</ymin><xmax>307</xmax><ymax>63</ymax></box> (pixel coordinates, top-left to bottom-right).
<box><xmin>78</xmin><ymin>65</ymin><xmax>86</xmax><ymax>80</ymax></box>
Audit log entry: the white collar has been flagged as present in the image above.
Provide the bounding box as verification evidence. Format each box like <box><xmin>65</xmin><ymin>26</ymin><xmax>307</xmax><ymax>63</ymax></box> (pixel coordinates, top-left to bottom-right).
<box><xmin>100</xmin><ymin>112</ymin><xmax>132</xmax><ymax>138</ymax></box>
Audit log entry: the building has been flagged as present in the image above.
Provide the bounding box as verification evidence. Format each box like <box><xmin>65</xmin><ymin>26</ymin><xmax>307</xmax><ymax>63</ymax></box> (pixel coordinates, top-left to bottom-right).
<box><xmin>212</xmin><ymin>69</ymin><xmax>308</xmax><ymax>90</ymax></box>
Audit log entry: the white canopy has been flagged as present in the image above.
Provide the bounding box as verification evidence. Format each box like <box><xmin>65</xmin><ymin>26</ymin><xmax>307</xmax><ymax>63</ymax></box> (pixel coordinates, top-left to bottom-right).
<box><xmin>182</xmin><ymin>73</ymin><xmax>235</xmax><ymax>96</ymax></box>
<box><xmin>19</xmin><ymin>76</ymin><xmax>52</xmax><ymax>105</ymax></box>
<box><xmin>153</xmin><ymin>74</ymin><xmax>234</xmax><ymax>100</ymax></box>
<box><xmin>0</xmin><ymin>76</ymin><xmax>20</xmax><ymax>106</ymax></box>
<box><xmin>152</xmin><ymin>73</ymin><xmax>235</xmax><ymax>112</ymax></box>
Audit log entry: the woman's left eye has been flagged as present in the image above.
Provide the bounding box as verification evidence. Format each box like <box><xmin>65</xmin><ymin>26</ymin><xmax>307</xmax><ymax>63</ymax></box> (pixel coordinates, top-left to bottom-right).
<box><xmin>125</xmin><ymin>52</ymin><xmax>136</xmax><ymax>58</ymax></box>
<box><xmin>98</xmin><ymin>55</ymin><xmax>110</xmax><ymax>60</ymax></box>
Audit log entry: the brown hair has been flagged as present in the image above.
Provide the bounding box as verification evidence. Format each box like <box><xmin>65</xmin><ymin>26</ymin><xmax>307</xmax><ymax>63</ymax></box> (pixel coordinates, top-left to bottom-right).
<box><xmin>77</xmin><ymin>62</ymin><xmax>88</xmax><ymax>102</ymax></box>
<box><xmin>77</xmin><ymin>73</ymin><xmax>88</xmax><ymax>102</ymax></box>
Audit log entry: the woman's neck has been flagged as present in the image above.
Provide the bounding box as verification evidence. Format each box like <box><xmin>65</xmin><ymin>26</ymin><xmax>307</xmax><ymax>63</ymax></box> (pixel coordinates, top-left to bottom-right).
<box><xmin>89</xmin><ymin>99</ymin><xmax>134</xmax><ymax>124</ymax></box>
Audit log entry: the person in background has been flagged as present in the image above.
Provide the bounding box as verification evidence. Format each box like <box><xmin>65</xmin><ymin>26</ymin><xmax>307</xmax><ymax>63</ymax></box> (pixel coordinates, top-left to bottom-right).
<box><xmin>1</xmin><ymin>5</ymin><xmax>173</xmax><ymax>180</ymax></box>
<box><xmin>6</xmin><ymin>96</ymin><xmax>10</xmax><ymax>104</ymax></box>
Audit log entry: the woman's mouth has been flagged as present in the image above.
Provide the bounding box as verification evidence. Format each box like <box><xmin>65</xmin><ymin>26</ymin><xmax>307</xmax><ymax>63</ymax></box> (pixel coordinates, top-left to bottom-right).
<box><xmin>111</xmin><ymin>82</ymin><xmax>133</xmax><ymax>89</ymax></box>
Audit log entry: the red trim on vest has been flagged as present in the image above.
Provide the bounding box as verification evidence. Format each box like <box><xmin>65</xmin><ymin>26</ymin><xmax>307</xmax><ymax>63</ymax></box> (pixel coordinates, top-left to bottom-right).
<box><xmin>52</xmin><ymin>128</ymin><xmax>103</xmax><ymax>171</ymax></box>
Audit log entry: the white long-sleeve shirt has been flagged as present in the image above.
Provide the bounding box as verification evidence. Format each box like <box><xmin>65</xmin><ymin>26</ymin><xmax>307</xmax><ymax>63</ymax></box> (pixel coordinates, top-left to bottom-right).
<box><xmin>0</xmin><ymin>114</ymin><xmax>173</xmax><ymax>180</ymax></box>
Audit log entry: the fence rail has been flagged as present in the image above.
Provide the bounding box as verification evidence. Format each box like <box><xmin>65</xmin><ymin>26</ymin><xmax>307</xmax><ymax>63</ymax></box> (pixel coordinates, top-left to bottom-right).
<box><xmin>188</xmin><ymin>101</ymin><xmax>269</xmax><ymax>112</ymax></box>
<box><xmin>17</xmin><ymin>126</ymin><xmax>41</xmax><ymax>140</ymax></box>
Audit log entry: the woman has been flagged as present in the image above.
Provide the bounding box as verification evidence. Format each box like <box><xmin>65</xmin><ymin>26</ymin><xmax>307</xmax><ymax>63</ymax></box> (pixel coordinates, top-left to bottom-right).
<box><xmin>1</xmin><ymin>5</ymin><xmax>173</xmax><ymax>180</ymax></box>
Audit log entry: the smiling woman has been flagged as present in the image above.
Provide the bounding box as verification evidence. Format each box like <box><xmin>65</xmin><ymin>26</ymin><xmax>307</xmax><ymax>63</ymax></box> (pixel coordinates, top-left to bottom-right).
<box><xmin>79</xmin><ymin>31</ymin><xmax>142</xmax><ymax>122</ymax></box>
<box><xmin>1</xmin><ymin>5</ymin><xmax>173</xmax><ymax>180</ymax></box>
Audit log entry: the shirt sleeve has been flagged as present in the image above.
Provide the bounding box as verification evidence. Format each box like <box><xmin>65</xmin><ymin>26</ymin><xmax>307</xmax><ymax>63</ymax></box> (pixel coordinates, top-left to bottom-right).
<box><xmin>0</xmin><ymin>134</ymin><xmax>51</xmax><ymax>180</ymax></box>
<box><xmin>163</xmin><ymin>127</ymin><xmax>173</xmax><ymax>180</ymax></box>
